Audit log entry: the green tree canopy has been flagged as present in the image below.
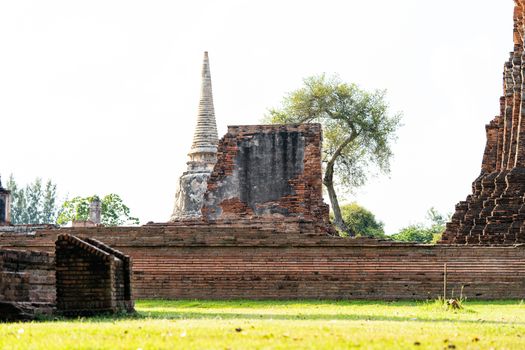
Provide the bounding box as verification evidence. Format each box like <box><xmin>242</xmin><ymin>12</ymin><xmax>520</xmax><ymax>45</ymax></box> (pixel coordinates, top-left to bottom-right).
<box><xmin>57</xmin><ymin>194</ymin><xmax>139</xmax><ymax>227</ymax></box>
<box><xmin>338</xmin><ymin>203</ymin><xmax>385</xmax><ymax>239</ymax></box>
<box><xmin>266</xmin><ymin>74</ymin><xmax>401</xmax><ymax>235</ymax></box>
<box><xmin>6</xmin><ymin>175</ymin><xmax>60</xmax><ymax>225</ymax></box>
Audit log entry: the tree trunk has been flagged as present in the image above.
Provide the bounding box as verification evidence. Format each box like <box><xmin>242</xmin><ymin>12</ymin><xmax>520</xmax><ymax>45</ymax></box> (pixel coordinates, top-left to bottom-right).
<box><xmin>322</xmin><ymin>132</ymin><xmax>357</xmax><ymax>236</ymax></box>
<box><xmin>323</xmin><ymin>161</ymin><xmax>353</xmax><ymax>236</ymax></box>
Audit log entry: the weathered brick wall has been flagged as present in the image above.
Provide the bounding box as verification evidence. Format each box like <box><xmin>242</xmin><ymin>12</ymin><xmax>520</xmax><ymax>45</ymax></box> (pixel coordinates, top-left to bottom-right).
<box><xmin>201</xmin><ymin>124</ymin><xmax>333</xmax><ymax>234</ymax></box>
<box><xmin>2</xmin><ymin>227</ymin><xmax>525</xmax><ymax>300</ymax></box>
<box><xmin>55</xmin><ymin>234</ymin><xmax>134</xmax><ymax>316</ymax></box>
<box><xmin>0</xmin><ymin>249</ymin><xmax>55</xmax><ymax>303</ymax></box>
<box><xmin>441</xmin><ymin>0</ymin><xmax>525</xmax><ymax>245</ymax></box>
<box><xmin>0</xmin><ymin>249</ymin><xmax>55</xmax><ymax>319</ymax></box>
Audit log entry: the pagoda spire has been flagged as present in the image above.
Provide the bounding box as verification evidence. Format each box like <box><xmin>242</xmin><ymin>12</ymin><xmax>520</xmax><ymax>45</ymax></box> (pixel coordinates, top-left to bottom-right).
<box><xmin>188</xmin><ymin>51</ymin><xmax>218</xmax><ymax>170</ymax></box>
<box><xmin>170</xmin><ymin>52</ymin><xmax>219</xmax><ymax>221</ymax></box>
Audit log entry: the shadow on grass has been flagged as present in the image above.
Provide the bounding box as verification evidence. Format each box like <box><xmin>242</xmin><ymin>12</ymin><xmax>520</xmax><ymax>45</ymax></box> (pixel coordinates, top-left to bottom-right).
<box><xmin>51</xmin><ymin>311</ymin><xmax>525</xmax><ymax>327</ymax></box>
<box><xmin>34</xmin><ymin>300</ymin><xmax>525</xmax><ymax>326</ymax></box>
<box><xmin>133</xmin><ymin>311</ymin><xmax>524</xmax><ymax>326</ymax></box>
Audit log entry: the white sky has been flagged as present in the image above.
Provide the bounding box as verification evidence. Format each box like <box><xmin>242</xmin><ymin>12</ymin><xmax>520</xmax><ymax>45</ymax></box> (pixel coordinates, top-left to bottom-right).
<box><xmin>0</xmin><ymin>0</ymin><xmax>515</xmax><ymax>233</ymax></box>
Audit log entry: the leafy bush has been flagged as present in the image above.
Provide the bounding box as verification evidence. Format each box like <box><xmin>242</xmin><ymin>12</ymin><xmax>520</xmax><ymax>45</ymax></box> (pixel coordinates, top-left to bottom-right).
<box><xmin>335</xmin><ymin>203</ymin><xmax>386</xmax><ymax>239</ymax></box>
<box><xmin>390</xmin><ymin>224</ymin><xmax>434</xmax><ymax>243</ymax></box>
<box><xmin>391</xmin><ymin>207</ymin><xmax>449</xmax><ymax>244</ymax></box>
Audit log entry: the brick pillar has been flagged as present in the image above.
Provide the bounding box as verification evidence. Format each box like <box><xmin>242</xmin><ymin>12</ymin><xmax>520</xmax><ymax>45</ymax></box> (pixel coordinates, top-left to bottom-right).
<box><xmin>89</xmin><ymin>198</ymin><xmax>102</xmax><ymax>225</ymax></box>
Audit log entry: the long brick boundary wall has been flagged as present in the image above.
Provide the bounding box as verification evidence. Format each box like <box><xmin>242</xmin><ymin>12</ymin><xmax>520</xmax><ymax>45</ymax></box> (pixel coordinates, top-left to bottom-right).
<box><xmin>2</xmin><ymin>226</ymin><xmax>525</xmax><ymax>300</ymax></box>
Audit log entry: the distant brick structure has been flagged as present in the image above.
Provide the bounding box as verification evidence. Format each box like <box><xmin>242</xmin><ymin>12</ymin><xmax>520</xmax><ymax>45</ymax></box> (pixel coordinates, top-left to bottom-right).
<box><xmin>201</xmin><ymin>124</ymin><xmax>333</xmax><ymax>234</ymax></box>
<box><xmin>72</xmin><ymin>198</ymin><xmax>103</xmax><ymax>228</ymax></box>
<box><xmin>0</xmin><ymin>249</ymin><xmax>55</xmax><ymax>321</ymax></box>
<box><xmin>0</xmin><ymin>176</ymin><xmax>57</xmax><ymax>234</ymax></box>
<box><xmin>55</xmin><ymin>234</ymin><xmax>134</xmax><ymax>316</ymax></box>
<box><xmin>441</xmin><ymin>0</ymin><xmax>525</xmax><ymax>245</ymax></box>
<box><xmin>0</xmin><ymin>177</ymin><xmax>11</xmax><ymax>225</ymax></box>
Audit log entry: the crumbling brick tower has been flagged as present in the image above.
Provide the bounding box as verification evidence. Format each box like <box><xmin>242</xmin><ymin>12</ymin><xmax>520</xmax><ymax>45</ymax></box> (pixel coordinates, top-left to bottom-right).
<box><xmin>441</xmin><ymin>0</ymin><xmax>525</xmax><ymax>245</ymax></box>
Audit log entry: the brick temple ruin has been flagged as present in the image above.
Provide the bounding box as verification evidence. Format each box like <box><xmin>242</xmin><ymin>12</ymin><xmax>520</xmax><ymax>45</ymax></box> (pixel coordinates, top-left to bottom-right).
<box><xmin>169</xmin><ymin>52</ymin><xmax>332</xmax><ymax>233</ymax></box>
<box><xmin>3</xmin><ymin>5</ymin><xmax>525</xmax><ymax>313</ymax></box>
<box><xmin>441</xmin><ymin>0</ymin><xmax>525</xmax><ymax>245</ymax></box>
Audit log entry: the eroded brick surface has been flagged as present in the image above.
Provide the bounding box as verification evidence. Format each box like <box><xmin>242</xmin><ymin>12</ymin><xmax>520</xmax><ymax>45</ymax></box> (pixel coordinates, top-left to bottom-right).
<box><xmin>200</xmin><ymin>124</ymin><xmax>333</xmax><ymax>234</ymax></box>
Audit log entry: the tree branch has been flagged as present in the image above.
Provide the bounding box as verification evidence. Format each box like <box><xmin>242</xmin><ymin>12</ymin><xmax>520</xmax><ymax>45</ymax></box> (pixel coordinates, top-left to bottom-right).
<box><xmin>326</xmin><ymin>131</ymin><xmax>359</xmax><ymax>169</ymax></box>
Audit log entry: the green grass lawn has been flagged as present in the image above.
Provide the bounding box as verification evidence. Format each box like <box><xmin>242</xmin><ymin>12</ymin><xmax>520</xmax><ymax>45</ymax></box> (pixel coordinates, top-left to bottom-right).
<box><xmin>1</xmin><ymin>300</ymin><xmax>525</xmax><ymax>349</ymax></box>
